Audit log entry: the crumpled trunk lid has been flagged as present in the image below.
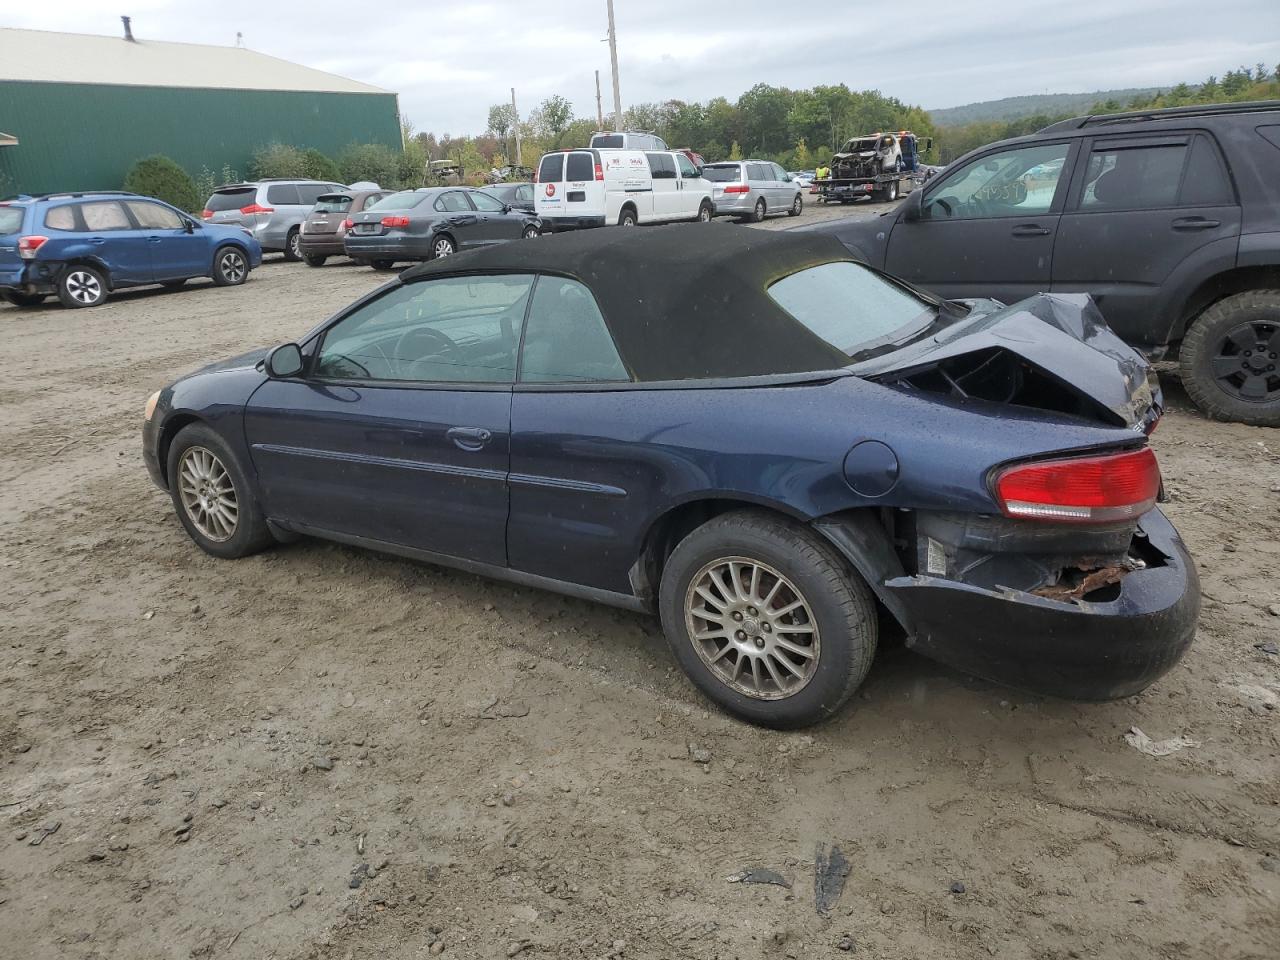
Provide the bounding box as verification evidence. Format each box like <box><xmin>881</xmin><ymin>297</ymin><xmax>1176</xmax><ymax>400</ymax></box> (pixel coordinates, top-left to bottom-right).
<box><xmin>852</xmin><ymin>293</ymin><xmax>1160</xmax><ymax>431</ymax></box>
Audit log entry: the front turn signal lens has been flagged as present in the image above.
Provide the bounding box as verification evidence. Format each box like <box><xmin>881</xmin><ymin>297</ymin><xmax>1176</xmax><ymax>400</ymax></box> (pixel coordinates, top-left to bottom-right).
<box><xmin>144</xmin><ymin>390</ymin><xmax>161</xmax><ymax>422</ymax></box>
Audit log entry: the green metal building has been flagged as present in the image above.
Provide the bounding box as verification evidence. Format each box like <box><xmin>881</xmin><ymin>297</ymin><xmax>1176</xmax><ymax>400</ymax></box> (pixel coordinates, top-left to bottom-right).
<box><xmin>0</xmin><ymin>24</ymin><xmax>402</xmax><ymax>197</ymax></box>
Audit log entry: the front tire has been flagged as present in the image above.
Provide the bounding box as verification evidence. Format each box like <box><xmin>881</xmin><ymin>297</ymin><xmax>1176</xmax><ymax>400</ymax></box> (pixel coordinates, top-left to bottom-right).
<box><xmin>282</xmin><ymin>228</ymin><xmax>302</xmax><ymax>262</ymax></box>
<box><xmin>211</xmin><ymin>246</ymin><xmax>248</xmax><ymax>286</ymax></box>
<box><xmin>659</xmin><ymin>510</ymin><xmax>877</xmax><ymax>729</ymax></box>
<box><xmin>166</xmin><ymin>423</ymin><xmax>273</xmax><ymax>559</ymax></box>
<box><xmin>788</xmin><ymin>193</ymin><xmax>803</xmax><ymax>217</ymax></box>
<box><xmin>1179</xmin><ymin>290</ymin><xmax>1280</xmax><ymax>426</ymax></box>
<box><xmin>57</xmin><ymin>266</ymin><xmax>107</xmax><ymax>308</ymax></box>
<box><xmin>522</xmin><ymin>224</ymin><xmax>540</xmax><ymax>239</ymax></box>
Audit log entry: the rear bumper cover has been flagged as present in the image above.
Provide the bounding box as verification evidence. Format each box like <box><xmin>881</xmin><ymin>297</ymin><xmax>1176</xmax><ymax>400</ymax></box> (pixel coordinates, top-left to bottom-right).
<box><xmin>298</xmin><ymin>236</ymin><xmax>346</xmax><ymax>257</ymax></box>
<box><xmin>343</xmin><ymin>235</ymin><xmax>434</xmax><ymax>259</ymax></box>
<box><xmin>882</xmin><ymin>508</ymin><xmax>1199</xmax><ymax>699</ymax></box>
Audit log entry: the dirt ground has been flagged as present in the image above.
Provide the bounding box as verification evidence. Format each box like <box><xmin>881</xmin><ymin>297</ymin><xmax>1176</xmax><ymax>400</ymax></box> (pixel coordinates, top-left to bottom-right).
<box><xmin>2</xmin><ymin>210</ymin><xmax>1278</xmax><ymax>960</ymax></box>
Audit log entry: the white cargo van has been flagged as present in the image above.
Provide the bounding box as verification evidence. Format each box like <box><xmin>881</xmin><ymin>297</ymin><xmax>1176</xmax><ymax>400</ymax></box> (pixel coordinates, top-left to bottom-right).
<box><xmin>535</xmin><ymin>148</ymin><xmax>713</xmax><ymax>231</ymax></box>
<box><xmin>590</xmin><ymin>131</ymin><xmax>668</xmax><ymax>150</ymax></box>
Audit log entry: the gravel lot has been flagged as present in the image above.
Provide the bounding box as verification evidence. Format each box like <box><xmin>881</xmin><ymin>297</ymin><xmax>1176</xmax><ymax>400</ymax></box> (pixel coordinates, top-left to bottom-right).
<box><xmin>2</xmin><ymin>204</ymin><xmax>1278</xmax><ymax>960</ymax></box>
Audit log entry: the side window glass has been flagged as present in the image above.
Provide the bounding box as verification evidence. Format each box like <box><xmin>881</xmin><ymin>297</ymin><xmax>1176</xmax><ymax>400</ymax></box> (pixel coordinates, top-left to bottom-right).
<box><xmin>923</xmin><ymin>142</ymin><xmax>1070</xmax><ymax>219</ymax></box>
<box><xmin>645</xmin><ymin>153</ymin><xmax>675</xmax><ymax>179</ymax></box>
<box><xmin>315</xmin><ymin>275</ymin><xmax>534</xmax><ymax>384</ymax></box>
<box><xmin>80</xmin><ymin>201</ymin><xmax>132</xmax><ymax>231</ymax></box>
<box><xmin>296</xmin><ymin>184</ymin><xmax>331</xmax><ymax>205</ymax></box>
<box><xmin>772</xmin><ymin>164</ymin><xmax>787</xmax><ymax>181</ymax></box>
<box><xmin>516</xmin><ymin>185</ymin><xmax>533</xmax><ymax>202</ymax></box>
<box><xmin>470</xmin><ymin>191</ymin><xmax>505</xmax><ymax>212</ymax></box>
<box><xmin>44</xmin><ymin>205</ymin><xmax>78</xmax><ymax>231</ymax></box>
<box><xmin>434</xmin><ymin>192</ymin><xmax>471</xmax><ymax>213</ymax></box>
<box><xmin>1080</xmin><ymin>142</ymin><xmax>1188</xmax><ymax>210</ymax></box>
<box><xmin>266</xmin><ymin>184</ymin><xmax>302</xmax><ymax>205</ymax></box>
<box><xmin>520</xmin><ymin>277</ymin><xmax>629</xmax><ymax>383</ymax></box>
<box><xmin>126</xmin><ymin>201</ymin><xmax>184</xmax><ymax>230</ymax></box>
<box><xmin>676</xmin><ymin>154</ymin><xmax>699</xmax><ymax>178</ymax></box>
<box><xmin>1179</xmin><ymin>135</ymin><xmax>1234</xmax><ymax>206</ymax></box>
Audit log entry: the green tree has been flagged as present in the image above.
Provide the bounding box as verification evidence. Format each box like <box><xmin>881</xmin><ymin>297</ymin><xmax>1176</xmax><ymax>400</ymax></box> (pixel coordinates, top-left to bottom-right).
<box><xmin>532</xmin><ymin>95</ymin><xmax>573</xmax><ymax>149</ymax></box>
<box><xmin>123</xmin><ymin>155</ymin><xmax>200</xmax><ymax>213</ymax></box>
<box><xmin>299</xmin><ymin>148</ymin><xmax>341</xmax><ymax>182</ymax></box>
<box><xmin>487</xmin><ymin>103</ymin><xmax>518</xmax><ymax>158</ymax></box>
<box><xmin>729</xmin><ymin>140</ymin><xmax>742</xmax><ymax>161</ymax></box>
<box><xmin>248</xmin><ymin>142</ymin><xmax>307</xmax><ymax>179</ymax></box>
<box><xmin>338</xmin><ymin>143</ymin><xmax>401</xmax><ymax>187</ymax></box>
<box><xmin>737</xmin><ymin>83</ymin><xmax>791</xmax><ymax>155</ymax></box>
<box><xmin>793</xmin><ymin>139</ymin><xmax>811</xmax><ymax>169</ymax></box>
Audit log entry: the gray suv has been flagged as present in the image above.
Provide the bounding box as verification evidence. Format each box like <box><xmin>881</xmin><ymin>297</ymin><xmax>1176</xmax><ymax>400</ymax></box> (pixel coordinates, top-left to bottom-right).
<box><xmin>202</xmin><ymin>179</ymin><xmax>346</xmax><ymax>260</ymax></box>
<box><xmin>704</xmin><ymin>161</ymin><xmax>803</xmax><ymax>222</ymax></box>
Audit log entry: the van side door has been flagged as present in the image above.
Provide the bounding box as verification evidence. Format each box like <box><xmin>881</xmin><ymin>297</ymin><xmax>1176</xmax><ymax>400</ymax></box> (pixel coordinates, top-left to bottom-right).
<box><xmin>645</xmin><ymin>152</ymin><xmax>680</xmax><ymax>220</ymax></box>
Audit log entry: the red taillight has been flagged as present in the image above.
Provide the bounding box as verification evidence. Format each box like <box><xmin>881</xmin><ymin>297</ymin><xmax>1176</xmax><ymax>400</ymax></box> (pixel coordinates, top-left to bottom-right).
<box><xmin>200</xmin><ymin>209</ymin><xmax>214</xmax><ymax>220</ymax></box>
<box><xmin>993</xmin><ymin>447</ymin><xmax>1160</xmax><ymax>524</ymax></box>
<box><xmin>594</xmin><ymin>163</ymin><xmax>604</xmax><ymax>181</ymax></box>
<box><xmin>342</xmin><ymin>218</ymin><xmax>354</xmax><ymax>230</ymax></box>
<box><xmin>381</xmin><ymin>216</ymin><xmax>410</xmax><ymax>228</ymax></box>
<box><xmin>723</xmin><ymin>184</ymin><xmax>750</xmax><ymax>194</ymax></box>
<box><xmin>17</xmin><ymin>235</ymin><xmax>48</xmax><ymax>259</ymax></box>
<box><xmin>239</xmin><ymin>203</ymin><xmax>274</xmax><ymax>215</ymax></box>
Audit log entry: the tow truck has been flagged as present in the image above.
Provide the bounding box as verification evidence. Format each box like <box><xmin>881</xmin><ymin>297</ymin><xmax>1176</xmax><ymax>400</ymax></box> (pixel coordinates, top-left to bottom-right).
<box><xmin>817</xmin><ymin>131</ymin><xmax>934</xmax><ymax>204</ymax></box>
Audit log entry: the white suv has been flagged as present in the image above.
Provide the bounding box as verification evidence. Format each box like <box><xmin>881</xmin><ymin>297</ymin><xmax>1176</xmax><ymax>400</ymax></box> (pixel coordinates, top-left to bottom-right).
<box><xmin>535</xmin><ymin>148</ymin><xmax>713</xmax><ymax>231</ymax></box>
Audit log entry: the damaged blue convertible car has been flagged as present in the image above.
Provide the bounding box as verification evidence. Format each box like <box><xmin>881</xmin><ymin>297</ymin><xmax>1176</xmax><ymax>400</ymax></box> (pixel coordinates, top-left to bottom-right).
<box><xmin>142</xmin><ymin>225</ymin><xmax>1199</xmax><ymax>728</ymax></box>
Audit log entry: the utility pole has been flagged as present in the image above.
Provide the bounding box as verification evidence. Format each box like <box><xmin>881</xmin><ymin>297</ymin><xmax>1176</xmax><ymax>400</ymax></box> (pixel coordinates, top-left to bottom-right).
<box><xmin>511</xmin><ymin>87</ymin><xmax>522</xmax><ymax>168</ymax></box>
<box><xmin>606</xmin><ymin>0</ymin><xmax>622</xmax><ymax>129</ymax></box>
<box><xmin>595</xmin><ymin>70</ymin><xmax>605</xmax><ymax>130</ymax></box>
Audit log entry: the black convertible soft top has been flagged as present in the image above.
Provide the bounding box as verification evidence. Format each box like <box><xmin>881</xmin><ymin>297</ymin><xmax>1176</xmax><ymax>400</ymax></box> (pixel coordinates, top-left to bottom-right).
<box><xmin>399</xmin><ymin>224</ymin><xmax>856</xmax><ymax>381</ymax></box>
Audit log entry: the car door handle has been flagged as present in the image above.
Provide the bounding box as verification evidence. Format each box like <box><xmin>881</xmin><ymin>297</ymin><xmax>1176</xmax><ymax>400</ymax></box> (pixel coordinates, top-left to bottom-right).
<box><xmin>1171</xmin><ymin>217</ymin><xmax>1221</xmax><ymax>231</ymax></box>
<box><xmin>447</xmin><ymin>426</ymin><xmax>492</xmax><ymax>451</ymax></box>
<box><xmin>89</xmin><ymin>237</ymin><xmax>106</xmax><ymax>245</ymax></box>
<box><xmin>1010</xmin><ymin>224</ymin><xmax>1051</xmax><ymax>237</ymax></box>
<box><xmin>148</xmin><ymin>236</ymin><xmax>162</xmax><ymax>243</ymax></box>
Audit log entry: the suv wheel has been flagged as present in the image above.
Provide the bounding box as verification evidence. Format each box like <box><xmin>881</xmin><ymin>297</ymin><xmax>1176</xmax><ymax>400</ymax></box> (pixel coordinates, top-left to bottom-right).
<box><xmin>57</xmin><ymin>266</ymin><xmax>107</xmax><ymax>308</ymax></box>
<box><xmin>658</xmin><ymin>510</ymin><xmax>877</xmax><ymax>728</ymax></box>
<box><xmin>750</xmin><ymin>198</ymin><xmax>767</xmax><ymax>223</ymax></box>
<box><xmin>283</xmin><ymin>228</ymin><xmax>302</xmax><ymax>262</ymax></box>
<box><xmin>212</xmin><ymin>246</ymin><xmax>248</xmax><ymax>286</ymax></box>
<box><xmin>1180</xmin><ymin>290</ymin><xmax>1280</xmax><ymax>426</ymax></box>
<box><xmin>789</xmin><ymin>194</ymin><xmax>803</xmax><ymax>217</ymax></box>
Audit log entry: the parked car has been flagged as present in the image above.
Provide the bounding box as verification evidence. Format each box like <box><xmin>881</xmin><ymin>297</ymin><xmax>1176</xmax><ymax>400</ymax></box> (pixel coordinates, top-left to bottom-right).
<box><xmin>703</xmin><ymin>160</ymin><xmax>804</xmax><ymax>221</ymax></box>
<box><xmin>141</xmin><ymin>225</ymin><xmax>1198</xmax><ymax>728</ymax></box>
<box><xmin>478</xmin><ymin>182</ymin><xmax>535</xmax><ymax>214</ymax></box>
<box><xmin>298</xmin><ymin>190</ymin><xmax>386</xmax><ymax>266</ymax></box>
<box><xmin>1</xmin><ymin>191</ymin><xmax>260</xmax><ymax>308</ymax></box>
<box><xmin>590</xmin><ymin>131</ymin><xmax>668</xmax><ymax>150</ymax></box>
<box><xmin>202</xmin><ymin>179</ymin><xmax>345</xmax><ymax>261</ymax></box>
<box><xmin>789</xmin><ymin>170</ymin><xmax>815</xmax><ymax>189</ymax></box>
<box><xmin>803</xmin><ymin>101</ymin><xmax>1280</xmax><ymax>426</ymax></box>
<box><xmin>534</xmin><ymin>148</ymin><xmax>713</xmax><ymax>230</ymax></box>
<box><xmin>343</xmin><ymin>187</ymin><xmax>541</xmax><ymax>269</ymax></box>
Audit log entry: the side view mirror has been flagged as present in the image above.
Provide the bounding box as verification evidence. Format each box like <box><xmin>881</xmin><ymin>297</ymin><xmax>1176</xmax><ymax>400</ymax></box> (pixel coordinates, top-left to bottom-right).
<box><xmin>265</xmin><ymin>342</ymin><xmax>303</xmax><ymax>378</ymax></box>
<box><xmin>900</xmin><ymin>189</ymin><xmax>924</xmax><ymax>222</ymax></box>
<box><xmin>183</xmin><ymin>219</ymin><xmax>196</xmax><ymax>234</ymax></box>
<box><xmin>503</xmin><ymin>203</ymin><xmax>513</xmax><ymax>214</ymax></box>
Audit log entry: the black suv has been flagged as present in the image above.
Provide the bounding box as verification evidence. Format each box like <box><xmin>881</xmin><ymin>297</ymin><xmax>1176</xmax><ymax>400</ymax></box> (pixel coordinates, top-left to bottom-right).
<box><xmin>807</xmin><ymin>101</ymin><xmax>1280</xmax><ymax>425</ymax></box>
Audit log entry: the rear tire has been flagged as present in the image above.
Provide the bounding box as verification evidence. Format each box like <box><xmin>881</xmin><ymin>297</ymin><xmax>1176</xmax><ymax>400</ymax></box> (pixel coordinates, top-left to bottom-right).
<box><xmin>618</xmin><ymin>208</ymin><xmax>637</xmax><ymax>227</ymax></box>
<box><xmin>750</xmin><ymin>198</ymin><xmax>766</xmax><ymax>223</ymax></box>
<box><xmin>304</xmin><ymin>255</ymin><xmax>327</xmax><ymax>267</ymax></box>
<box><xmin>2</xmin><ymin>290</ymin><xmax>47</xmax><ymax>307</ymax></box>
<box><xmin>788</xmin><ymin>193</ymin><xmax>803</xmax><ymax>217</ymax></box>
<box><xmin>166</xmin><ymin>422</ymin><xmax>273</xmax><ymax>560</ymax></box>
<box><xmin>282</xmin><ymin>228</ymin><xmax>302</xmax><ymax>262</ymax></box>
<box><xmin>1179</xmin><ymin>290</ymin><xmax>1280</xmax><ymax>426</ymax></box>
<box><xmin>430</xmin><ymin>235</ymin><xmax>456</xmax><ymax>259</ymax></box>
<box><xmin>695</xmin><ymin>201</ymin><xmax>713</xmax><ymax>223</ymax></box>
<box><xmin>211</xmin><ymin>246</ymin><xmax>248</xmax><ymax>286</ymax></box>
<box><xmin>658</xmin><ymin>510</ymin><xmax>877</xmax><ymax>729</ymax></box>
<box><xmin>372</xmin><ymin>260</ymin><xmax>397</xmax><ymax>271</ymax></box>
<box><xmin>56</xmin><ymin>265</ymin><xmax>107</xmax><ymax>308</ymax></box>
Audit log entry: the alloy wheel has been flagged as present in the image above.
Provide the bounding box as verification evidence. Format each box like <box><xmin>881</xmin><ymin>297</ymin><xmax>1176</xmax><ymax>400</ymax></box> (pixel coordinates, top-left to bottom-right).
<box><xmin>65</xmin><ymin>270</ymin><xmax>103</xmax><ymax>305</ymax></box>
<box><xmin>522</xmin><ymin>226</ymin><xmax>539</xmax><ymax>239</ymax></box>
<box><xmin>434</xmin><ymin>238</ymin><xmax>454</xmax><ymax>258</ymax></box>
<box><xmin>177</xmin><ymin>446</ymin><xmax>239</xmax><ymax>542</ymax></box>
<box><xmin>288</xmin><ymin>232</ymin><xmax>301</xmax><ymax>259</ymax></box>
<box><xmin>219</xmin><ymin>250</ymin><xmax>246</xmax><ymax>283</ymax></box>
<box><xmin>684</xmin><ymin>556</ymin><xmax>820</xmax><ymax>701</ymax></box>
<box><xmin>1211</xmin><ymin>320</ymin><xmax>1280</xmax><ymax>403</ymax></box>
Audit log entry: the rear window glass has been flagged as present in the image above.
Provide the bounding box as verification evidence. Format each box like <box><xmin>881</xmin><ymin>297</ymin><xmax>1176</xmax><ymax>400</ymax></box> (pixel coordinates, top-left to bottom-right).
<box><xmin>768</xmin><ymin>261</ymin><xmax>933</xmax><ymax>356</ymax></box>
<box><xmin>592</xmin><ymin>135</ymin><xmax>624</xmax><ymax>149</ymax></box>
<box><xmin>565</xmin><ymin>153</ymin><xmax>595</xmax><ymax>182</ymax></box>
<box><xmin>207</xmin><ymin>188</ymin><xmax>254</xmax><ymax>212</ymax></box>
<box><xmin>266</xmin><ymin>184</ymin><xmax>302</xmax><ymax>205</ymax></box>
<box><xmin>313</xmin><ymin>195</ymin><xmax>353</xmax><ymax>213</ymax></box>
<box><xmin>368</xmin><ymin>191</ymin><xmax>428</xmax><ymax>210</ymax></box>
<box><xmin>0</xmin><ymin>206</ymin><xmax>27</xmax><ymax>233</ymax></box>
<box><xmin>538</xmin><ymin>154</ymin><xmax>564</xmax><ymax>183</ymax></box>
<box><xmin>43</xmin><ymin>206</ymin><xmax>76</xmax><ymax>231</ymax></box>
<box><xmin>702</xmin><ymin>165</ymin><xmax>742</xmax><ymax>182</ymax></box>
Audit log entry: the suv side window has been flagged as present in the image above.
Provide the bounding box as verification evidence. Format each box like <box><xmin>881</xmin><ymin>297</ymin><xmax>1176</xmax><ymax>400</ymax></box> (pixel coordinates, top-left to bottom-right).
<box><xmin>127</xmin><ymin>201</ymin><xmax>184</xmax><ymax>230</ymax></box>
<box><xmin>315</xmin><ymin>275</ymin><xmax>534</xmax><ymax>384</ymax></box>
<box><xmin>79</xmin><ymin>201</ymin><xmax>132</xmax><ymax>231</ymax></box>
<box><xmin>266</xmin><ymin>184</ymin><xmax>302</xmax><ymax>205</ymax></box>
<box><xmin>1079</xmin><ymin>139</ymin><xmax>1189</xmax><ymax>210</ymax></box>
<box><xmin>296</xmin><ymin>184</ymin><xmax>333</xmax><ymax>205</ymax></box>
<box><xmin>44</xmin><ymin>205</ymin><xmax>78</xmax><ymax>231</ymax></box>
<box><xmin>676</xmin><ymin>154</ymin><xmax>699</xmax><ymax>179</ymax></box>
<box><xmin>520</xmin><ymin>277</ymin><xmax>629</xmax><ymax>383</ymax></box>
<box><xmin>1179</xmin><ymin>135</ymin><xmax>1234</xmax><ymax>206</ymax></box>
<box><xmin>923</xmin><ymin>142</ymin><xmax>1070</xmax><ymax>220</ymax></box>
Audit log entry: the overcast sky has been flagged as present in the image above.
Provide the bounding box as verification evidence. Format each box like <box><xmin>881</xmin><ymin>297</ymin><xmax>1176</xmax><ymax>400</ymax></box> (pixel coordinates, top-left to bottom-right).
<box><xmin>7</xmin><ymin>2</ymin><xmax>1280</xmax><ymax>133</ymax></box>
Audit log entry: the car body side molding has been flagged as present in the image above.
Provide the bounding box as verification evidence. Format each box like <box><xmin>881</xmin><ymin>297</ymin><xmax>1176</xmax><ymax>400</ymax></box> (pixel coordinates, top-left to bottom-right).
<box><xmin>251</xmin><ymin>442</ymin><xmax>506</xmax><ymax>485</ymax></box>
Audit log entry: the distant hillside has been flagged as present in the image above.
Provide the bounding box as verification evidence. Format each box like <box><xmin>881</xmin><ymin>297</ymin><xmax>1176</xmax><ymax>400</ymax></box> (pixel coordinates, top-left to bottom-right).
<box><xmin>929</xmin><ymin>89</ymin><xmax>1163</xmax><ymax>127</ymax></box>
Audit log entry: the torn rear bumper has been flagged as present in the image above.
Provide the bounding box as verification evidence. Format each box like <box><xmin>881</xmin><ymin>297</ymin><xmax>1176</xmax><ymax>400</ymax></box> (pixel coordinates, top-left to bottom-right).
<box><xmin>884</xmin><ymin>508</ymin><xmax>1199</xmax><ymax>699</ymax></box>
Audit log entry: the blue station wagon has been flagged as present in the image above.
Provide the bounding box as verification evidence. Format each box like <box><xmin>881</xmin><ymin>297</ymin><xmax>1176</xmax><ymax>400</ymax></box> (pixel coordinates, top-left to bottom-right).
<box><xmin>141</xmin><ymin>226</ymin><xmax>1199</xmax><ymax>728</ymax></box>
<box><xmin>1</xmin><ymin>192</ymin><xmax>261</xmax><ymax>308</ymax></box>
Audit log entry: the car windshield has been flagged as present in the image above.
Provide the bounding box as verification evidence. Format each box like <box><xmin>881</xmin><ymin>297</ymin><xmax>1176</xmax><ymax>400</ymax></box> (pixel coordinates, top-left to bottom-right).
<box><xmin>367</xmin><ymin>191</ymin><xmax>427</xmax><ymax>210</ymax></box>
<box><xmin>767</xmin><ymin>261</ymin><xmax>935</xmax><ymax>357</ymax></box>
<box><xmin>702</xmin><ymin>165</ymin><xmax>742</xmax><ymax>182</ymax></box>
<box><xmin>312</xmin><ymin>195</ymin><xmax>352</xmax><ymax>213</ymax></box>
<box><xmin>0</xmin><ymin>205</ymin><xmax>25</xmax><ymax>234</ymax></box>
<box><xmin>206</xmin><ymin>188</ymin><xmax>254</xmax><ymax>212</ymax></box>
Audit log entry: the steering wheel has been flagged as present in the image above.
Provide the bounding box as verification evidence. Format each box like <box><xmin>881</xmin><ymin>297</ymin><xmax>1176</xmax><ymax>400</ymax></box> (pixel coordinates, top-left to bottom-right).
<box><xmin>318</xmin><ymin>353</ymin><xmax>371</xmax><ymax>378</ymax></box>
<box><xmin>933</xmin><ymin>196</ymin><xmax>956</xmax><ymax>218</ymax></box>
<box><xmin>392</xmin><ymin>326</ymin><xmax>457</xmax><ymax>377</ymax></box>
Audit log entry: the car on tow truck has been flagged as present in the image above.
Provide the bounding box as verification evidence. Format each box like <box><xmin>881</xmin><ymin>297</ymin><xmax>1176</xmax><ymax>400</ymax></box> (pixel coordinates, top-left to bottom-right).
<box><xmin>141</xmin><ymin>225</ymin><xmax>1198</xmax><ymax>729</ymax></box>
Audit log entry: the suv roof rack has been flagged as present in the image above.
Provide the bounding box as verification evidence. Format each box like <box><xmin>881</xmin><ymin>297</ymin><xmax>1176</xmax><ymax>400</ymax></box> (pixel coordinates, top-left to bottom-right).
<box><xmin>1039</xmin><ymin>99</ymin><xmax>1280</xmax><ymax>134</ymax></box>
<box><xmin>11</xmin><ymin>190</ymin><xmax>140</xmax><ymax>200</ymax></box>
